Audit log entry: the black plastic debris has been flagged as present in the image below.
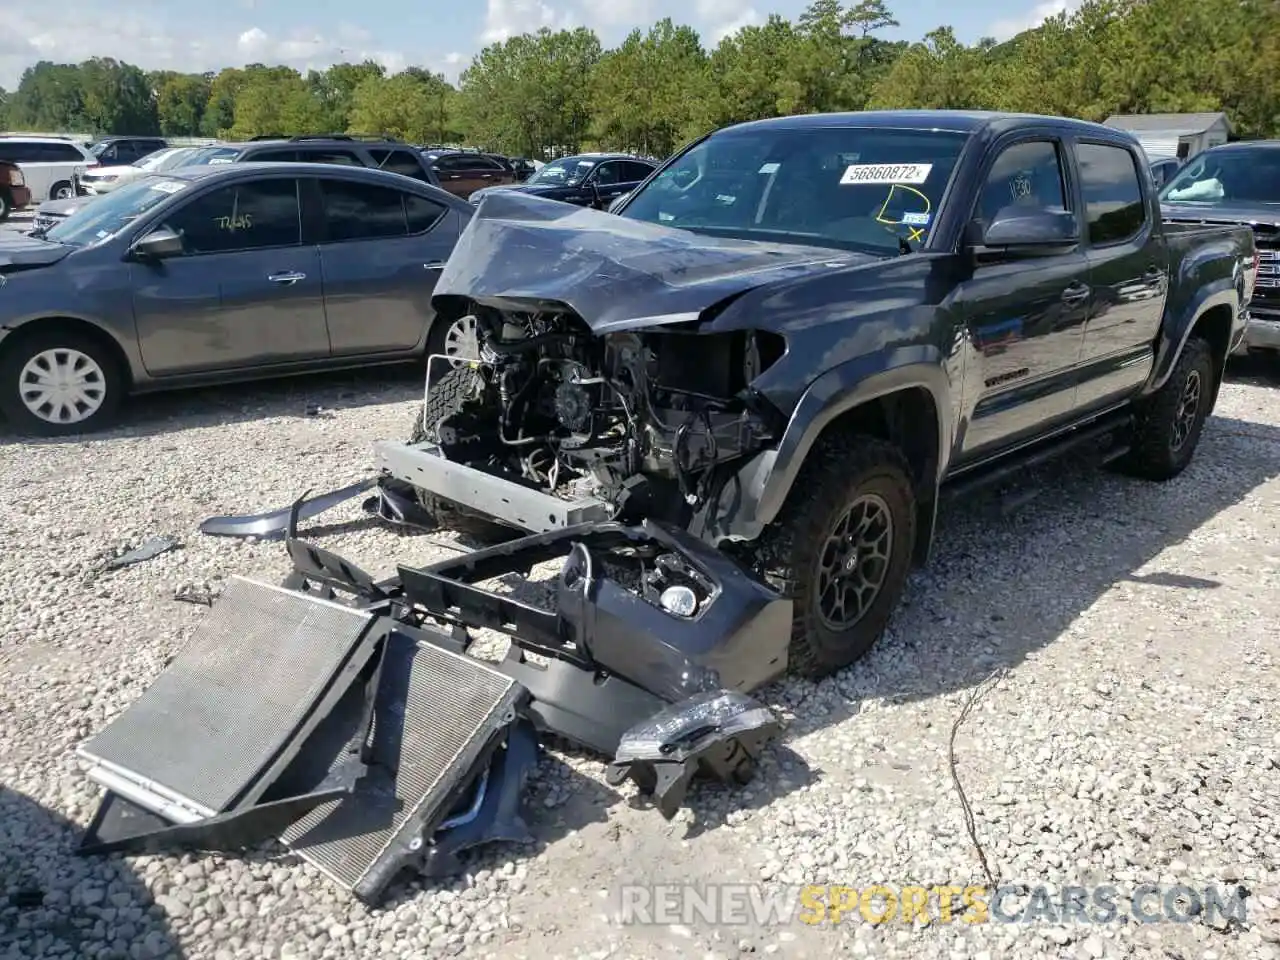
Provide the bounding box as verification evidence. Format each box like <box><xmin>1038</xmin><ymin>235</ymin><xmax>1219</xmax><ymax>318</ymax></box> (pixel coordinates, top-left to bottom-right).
<box><xmin>198</xmin><ymin>478</ymin><xmax>377</xmax><ymax>540</ymax></box>
<box><xmin>606</xmin><ymin>690</ymin><xmax>782</xmax><ymax>819</ymax></box>
<box><xmin>105</xmin><ymin>535</ymin><xmax>182</xmax><ymax>570</ymax></box>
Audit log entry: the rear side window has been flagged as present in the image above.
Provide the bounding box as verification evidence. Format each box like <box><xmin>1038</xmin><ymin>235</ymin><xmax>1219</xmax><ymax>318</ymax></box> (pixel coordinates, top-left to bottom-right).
<box><xmin>252</xmin><ymin>149</ymin><xmax>300</xmax><ymax>163</ymax></box>
<box><xmin>370</xmin><ymin>148</ymin><xmax>430</xmax><ymax>182</ymax></box>
<box><xmin>0</xmin><ymin>143</ymin><xmax>37</xmax><ymax>162</ymax></box>
<box><xmin>302</xmin><ymin>149</ymin><xmax>363</xmax><ymax>167</ymax></box>
<box><xmin>319</xmin><ymin>179</ymin><xmax>408</xmax><ymax>241</ymax></box>
<box><xmin>620</xmin><ymin>161</ymin><xmax>655</xmax><ymax>183</ymax></box>
<box><xmin>1077</xmin><ymin>142</ymin><xmax>1146</xmax><ymax>245</ymax></box>
<box><xmin>41</xmin><ymin>142</ymin><xmax>89</xmax><ymax>163</ymax></box>
<box><xmin>406</xmin><ymin>194</ymin><xmax>447</xmax><ymax>233</ymax></box>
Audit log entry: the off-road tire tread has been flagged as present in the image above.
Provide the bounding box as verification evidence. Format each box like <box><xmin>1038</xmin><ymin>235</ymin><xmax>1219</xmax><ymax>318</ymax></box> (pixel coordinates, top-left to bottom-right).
<box><xmin>750</xmin><ymin>434</ymin><xmax>917</xmax><ymax>679</ymax></box>
<box><xmin>404</xmin><ymin>363</ymin><xmax>516</xmax><ymax>542</ymax></box>
<box><xmin>1119</xmin><ymin>335</ymin><xmax>1214</xmax><ymax>482</ymax></box>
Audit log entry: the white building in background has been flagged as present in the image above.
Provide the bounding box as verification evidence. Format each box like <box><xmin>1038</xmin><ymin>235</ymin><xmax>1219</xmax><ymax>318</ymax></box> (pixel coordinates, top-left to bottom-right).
<box><xmin>1103</xmin><ymin>112</ymin><xmax>1232</xmax><ymax>163</ymax></box>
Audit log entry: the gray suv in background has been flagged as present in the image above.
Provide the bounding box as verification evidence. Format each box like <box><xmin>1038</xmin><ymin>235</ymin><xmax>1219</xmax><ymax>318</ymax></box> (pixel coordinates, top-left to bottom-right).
<box><xmin>0</xmin><ymin>162</ymin><xmax>473</xmax><ymax>436</ymax></box>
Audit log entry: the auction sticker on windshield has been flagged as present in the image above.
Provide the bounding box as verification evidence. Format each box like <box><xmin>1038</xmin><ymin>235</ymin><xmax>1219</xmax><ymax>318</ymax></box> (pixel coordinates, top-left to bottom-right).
<box><xmin>149</xmin><ymin>181</ymin><xmax>186</xmax><ymax>194</ymax></box>
<box><xmin>840</xmin><ymin>163</ymin><xmax>933</xmax><ymax>185</ymax></box>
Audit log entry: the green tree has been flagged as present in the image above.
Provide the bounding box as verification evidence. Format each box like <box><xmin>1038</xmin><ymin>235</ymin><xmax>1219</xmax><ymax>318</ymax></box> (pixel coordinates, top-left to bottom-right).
<box><xmin>153</xmin><ymin>72</ymin><xmax>212</xmax><ymax>137</ymax></box>
<box><xmin>347</xmin><ymin>71</ymin><xmax>452</xmax><ymax>143</ymax></box>
<box><xmin>228</xmin><ymin>70</ymin><xmax>327</xmax><ymax>139</ymax></box>
<box><xmin>307</xmin><ymin>60</ymin><xmax>387</xmax><ymax>132</ymax></box>
<box><xmin>77</xmin><ymin>58</ymin><xmax>159</xmax><ymax>134</ymax></box>
<box><xmin>8</xmin><ymin>62</ymin><xmax>88</xmax><ymax>132</ymax></box>
<box><xmin>591</xmin><ymin>19</ymin><xmax>712</xmax><ymax>156</ymax></box>
<box><xmin>458</xmin><ymin>27</ymin><xmax>602</xmax><ymax>156</ymax></box>
<box><xmin>707</xmin><ymin>16</ymin><xmax>802</xmax><ymax>126</ymax></box>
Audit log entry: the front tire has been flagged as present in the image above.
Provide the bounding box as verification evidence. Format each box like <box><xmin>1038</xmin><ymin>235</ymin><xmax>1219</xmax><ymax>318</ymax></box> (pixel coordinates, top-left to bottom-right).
<box><xmin>50</xmin><ymin>181</ymin><xmax>74</xmax><ymax>201</ymax></box>
<box><xmin>751</xmin><ymin>435</ymin><xmax>917</xmax><ymax>679</ymax></box>
<box><xmin>0</xmin><ymin>329</ymin><xmax>123</xmax><ymax>436</ymax></box>
<box><xmin>1118</xmin><ymin>335</ymin><xmax>1215</xmax><ymax>481</ymax></box>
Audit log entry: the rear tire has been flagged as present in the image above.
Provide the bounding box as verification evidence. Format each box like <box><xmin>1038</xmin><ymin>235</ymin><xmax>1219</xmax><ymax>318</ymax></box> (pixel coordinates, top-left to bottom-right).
<box><xmin>750</xmin><ymin>435</ymin><xmax>917</xmax><ymax>679</ymax></box>
<box><xmin>0</xmin><ymin>190</ymin><xmax>11</xmax><ymax>222</ymax></box>
<box><xmin>0</xmin><ymin>328</ymin><xmax>123</xmax><ymax>436</ymax></box>
<box><xmin>49</xmin><ymin>181</ymin><xmax>74</xmax><ymax>201</ymax></box>
<box><xmin>1117</xmin><ymin>335</ymin><xmax>1214</xmax><ymax>481</ymax></box>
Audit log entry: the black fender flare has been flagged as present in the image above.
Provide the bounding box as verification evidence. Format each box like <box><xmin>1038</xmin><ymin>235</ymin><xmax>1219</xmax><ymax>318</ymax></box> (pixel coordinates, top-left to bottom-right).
<box><xmin>1146</xmin><ymin>273</ymin><xmax>1243</xmax><ymax>396</ymax></box>
<box><xmin>694</xmin><ymin>346</ymin><xmax>953</xmax><ymax>547</ymax></box>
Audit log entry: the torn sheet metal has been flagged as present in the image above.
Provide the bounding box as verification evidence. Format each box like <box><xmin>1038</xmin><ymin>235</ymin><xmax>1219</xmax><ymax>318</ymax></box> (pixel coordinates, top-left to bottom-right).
<box><xmin>606</xmin><ymin>690</ymin><xmax>782</xmax><ymax>819</ymax></box>
<box><xmin>104</xmin><ymin>535</ymin><xmax>182</xmax><ymax>570</ymax></box>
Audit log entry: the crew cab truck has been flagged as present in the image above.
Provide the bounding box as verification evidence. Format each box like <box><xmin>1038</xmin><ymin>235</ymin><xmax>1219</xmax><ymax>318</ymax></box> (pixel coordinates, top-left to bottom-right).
<box><xmin>386</xmin><ymin>109</ymin><xmax>1256</xmax><ymax>680</ymax></box>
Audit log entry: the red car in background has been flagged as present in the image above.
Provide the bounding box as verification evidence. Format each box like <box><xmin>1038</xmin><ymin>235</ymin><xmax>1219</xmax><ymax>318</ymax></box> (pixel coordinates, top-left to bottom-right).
<box><xmin>0</xmin><ymin>160</ymin><xmax>32</xmax><ymax>221</ymax></box>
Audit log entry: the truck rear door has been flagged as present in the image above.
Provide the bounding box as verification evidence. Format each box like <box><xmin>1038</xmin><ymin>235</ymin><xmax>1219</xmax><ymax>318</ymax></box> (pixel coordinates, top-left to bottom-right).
<box><xmin>1071</xmin><ymin>139</ymin><xmax>1167</xmax><ymax>409</ymax></box>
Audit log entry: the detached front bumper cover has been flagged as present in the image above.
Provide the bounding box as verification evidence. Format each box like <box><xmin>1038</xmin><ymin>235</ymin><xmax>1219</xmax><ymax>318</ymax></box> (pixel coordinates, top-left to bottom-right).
<box><xmin>82</xmin><ymin>485</ymin><xmax>791</xmax><ymax>903</ymax></box>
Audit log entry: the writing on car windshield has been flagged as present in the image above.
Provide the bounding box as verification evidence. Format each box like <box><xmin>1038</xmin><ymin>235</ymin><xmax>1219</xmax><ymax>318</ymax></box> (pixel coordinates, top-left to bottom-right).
<box><xmin>1160</xmin><ymin>149</ymin><xmax>1280</xmax><ymax>205</ymax></box>
<box><xmin>620</xmin><ymin>127</ymin><xmax>970</xmax><ymax>254</ymax></box>
<box><xmin>44</xmin><ymin>177</ymin><xmax>187</xmax><ymax>247</ymax></box>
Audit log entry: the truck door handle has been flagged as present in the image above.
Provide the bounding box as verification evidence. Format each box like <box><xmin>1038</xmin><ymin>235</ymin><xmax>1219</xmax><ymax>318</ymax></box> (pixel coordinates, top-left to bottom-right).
<box><xmin>423</xmin><ymin>262</ymin><xmax>445</xmax><ymax>271</ymax></box>
<box><xmin>268</xmin><ymin>271</ymin><xmax>306</xmax><ymax>285</ymax></box>
<box><xmin>1061</xmin><ymin>281</ymin><xmax>1090</xmax><ymax>304</ymax></box>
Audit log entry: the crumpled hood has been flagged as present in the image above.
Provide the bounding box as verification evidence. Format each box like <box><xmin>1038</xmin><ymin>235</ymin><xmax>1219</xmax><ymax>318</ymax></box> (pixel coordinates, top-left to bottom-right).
<box><xmin>433</xmin><ymin>190</ymin><xmax>876</xmax><ymax>333</ymax></box>
<box><xmin>0</xmin><ymin>233</ymin><xmax>72</xmax><ymax>269</ymax></box>
<box><xmin>469</xmin><ymin>182</ymin><xmax>561</xmax><ymax>205</ymax></box>
<box><xmin>1162</xmin><ymin>201</ymin><xmax>1280</xmax><ymax>229</ymax></box>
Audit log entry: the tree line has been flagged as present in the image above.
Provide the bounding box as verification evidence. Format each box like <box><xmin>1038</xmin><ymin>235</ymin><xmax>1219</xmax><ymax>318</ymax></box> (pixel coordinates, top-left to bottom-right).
<box><xmin>1</xmin><ymin>0</ymin><xmax>1276</xmax><ymax>159</ymax></box>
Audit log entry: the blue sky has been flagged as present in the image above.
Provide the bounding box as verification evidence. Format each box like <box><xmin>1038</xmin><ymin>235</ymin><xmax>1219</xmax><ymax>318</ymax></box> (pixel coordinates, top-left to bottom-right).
<box><xmin>1</xmin><ymin>0</ymin><xmax>1075</xmax><ymax>89</ymax></box>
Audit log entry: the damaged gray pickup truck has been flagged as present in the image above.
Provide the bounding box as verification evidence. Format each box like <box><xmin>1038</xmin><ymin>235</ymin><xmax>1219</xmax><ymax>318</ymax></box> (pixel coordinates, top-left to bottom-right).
<box><xmin>75</xmin><ymin>110</ymin><xmax>1255</xmax><ymax>904</ymax></box>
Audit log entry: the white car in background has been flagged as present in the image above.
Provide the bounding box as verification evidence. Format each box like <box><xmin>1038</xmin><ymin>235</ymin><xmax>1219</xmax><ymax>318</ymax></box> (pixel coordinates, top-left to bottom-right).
<box><xmin>0</xmin><ymin>136</ymin><xmax>99</xmax><ymax>200</ymax></box>
<box><xmin>77</xmin><ymin>145</ymin><xmax>204</xmax><ymax>195</ymax></box>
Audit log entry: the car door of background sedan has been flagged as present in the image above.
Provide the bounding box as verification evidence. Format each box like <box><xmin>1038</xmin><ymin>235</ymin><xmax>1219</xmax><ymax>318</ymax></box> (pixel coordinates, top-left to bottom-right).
<box><xmin>129</xmin><ymin>177</ymin><xmax>331</xmax><ymax>376</ymax></box>
<box><xmin>309</xmin><ymin>177</ymin><xmax>458</xmax><ymax>356</ymax></box>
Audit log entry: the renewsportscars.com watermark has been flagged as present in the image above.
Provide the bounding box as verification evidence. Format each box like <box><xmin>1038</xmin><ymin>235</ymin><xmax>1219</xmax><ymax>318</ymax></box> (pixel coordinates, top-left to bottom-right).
<box><xmin>616</xmin><ymin>883</ymin><xmax>1249</xmax><ymax>927</ymax></box>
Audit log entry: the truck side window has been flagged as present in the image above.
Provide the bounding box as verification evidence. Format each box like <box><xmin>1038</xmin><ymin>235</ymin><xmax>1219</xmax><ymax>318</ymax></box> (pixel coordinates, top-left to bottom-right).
<box><xmin>977</xmin><ymin>140</ymin><xmax>1066</xmax><ymax>224</ymax></box>
<box><xmin>1077</xmin><ymin>143</ymin><xmax>1146</xmax><ymax>246</ymax></box>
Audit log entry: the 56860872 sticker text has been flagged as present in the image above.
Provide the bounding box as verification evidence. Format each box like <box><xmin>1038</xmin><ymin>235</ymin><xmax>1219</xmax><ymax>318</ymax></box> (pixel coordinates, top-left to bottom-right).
<box><xmin>840</xmin><ymin>163</ymin><xmax>933</xmax><ymax>185</ymax></box>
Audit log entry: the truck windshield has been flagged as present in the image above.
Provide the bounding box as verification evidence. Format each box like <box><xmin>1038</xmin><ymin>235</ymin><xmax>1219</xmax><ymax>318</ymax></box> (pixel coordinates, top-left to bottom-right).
<box><xmin>620</xmin><ymin>126</ymin><xmax>970</xmax><ymax>255</ymax></box>
<box><xmin>44</xmin><ymin>176</ymin><xmax>188</xmax><ymax>247</ymax></box>
<box><xmin>1160</xmin><ymin>148</ymin><xmax>1280</xmax><ymax>205</ymax></box>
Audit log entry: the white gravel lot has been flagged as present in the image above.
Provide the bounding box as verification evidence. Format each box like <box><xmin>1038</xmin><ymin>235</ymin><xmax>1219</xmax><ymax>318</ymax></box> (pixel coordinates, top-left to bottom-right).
<box><xmin>2</xmin><ymin>360</ymin><xmax>1279</xmax><ymax>960</ymax></box>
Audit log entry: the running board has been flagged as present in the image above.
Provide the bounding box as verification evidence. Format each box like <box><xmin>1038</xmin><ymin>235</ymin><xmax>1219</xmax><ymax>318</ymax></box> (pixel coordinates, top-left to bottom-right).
<box><xmin>942</xmin><ymin>411</ymin><xmax>1133</xmax><ymax>500</ymax></box>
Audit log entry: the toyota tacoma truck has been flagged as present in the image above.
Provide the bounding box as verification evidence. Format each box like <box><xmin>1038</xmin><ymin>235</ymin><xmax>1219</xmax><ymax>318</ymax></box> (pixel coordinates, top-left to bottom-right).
<box><xmin>376</xmin><ymin>109</ymin><xmax>1256</xmax><ymax>680</ymax></box>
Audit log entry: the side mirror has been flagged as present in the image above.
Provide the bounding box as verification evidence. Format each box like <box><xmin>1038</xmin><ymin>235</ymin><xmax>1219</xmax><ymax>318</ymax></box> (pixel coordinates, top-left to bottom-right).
<box><xmin>970</xmin><ymin>206</ymin><xmax>1079</xmax><ymax>259</ymax></box>
<box><xmin>130</xmin><ymin>226</ymin><xmax>184</xmax><ymax>261</ymax></box>
<box><xmin>608</xmin><ymin>192</ymin><xmax>632</xmax><ymax>214</ymax></box>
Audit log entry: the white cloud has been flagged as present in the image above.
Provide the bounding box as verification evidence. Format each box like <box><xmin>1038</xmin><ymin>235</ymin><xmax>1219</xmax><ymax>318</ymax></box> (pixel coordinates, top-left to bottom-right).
<box><xmin>693</xmin><ymin>0</ymin><xmax>760</xmax><ymax>45</ymax></box>
<box><xmin>480</xmin><ymin>0</ymin><xmax>574</xmax><ymax>44</ymax></box>
<box><xmin>0</xmin><ymin>10</ymin><xmax>446</xmax><ymax>90</ymax></box>
<box><xmin>986</xmin><ymin>0</ymin><xmax>1081</xmax><ymax>41</ymax></box>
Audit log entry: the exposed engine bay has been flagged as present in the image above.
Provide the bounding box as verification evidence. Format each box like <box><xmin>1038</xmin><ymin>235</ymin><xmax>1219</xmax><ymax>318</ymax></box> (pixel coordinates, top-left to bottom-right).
<box><xmin>425</xmin><ymin>307</ymin><xmax>784</xmax><ymax>522</ymax></box>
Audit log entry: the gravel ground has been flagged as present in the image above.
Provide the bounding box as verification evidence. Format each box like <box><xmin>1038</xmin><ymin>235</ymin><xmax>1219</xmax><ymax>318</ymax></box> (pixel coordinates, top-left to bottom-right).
<box><xmin>2</xmin><ymin>360</ymin><xmax>1279</xmax><ymax>960</ymax></box>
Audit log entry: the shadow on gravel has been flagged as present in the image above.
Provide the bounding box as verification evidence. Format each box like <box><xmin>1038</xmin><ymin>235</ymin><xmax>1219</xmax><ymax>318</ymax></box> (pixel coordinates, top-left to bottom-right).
<box><xmin>775</xmin><ymin>412</ymin><xmax>1280</xmax><ymax>733</ymax></box>
<box><xmin>0</xmin><ymin>786</ymin><xmax>184</xmax><ymax>958</ymax></box>
<box><xmin>0</xmin><ymin>365</ymin><xmax>424</xmax><ymax>448</ymax></box>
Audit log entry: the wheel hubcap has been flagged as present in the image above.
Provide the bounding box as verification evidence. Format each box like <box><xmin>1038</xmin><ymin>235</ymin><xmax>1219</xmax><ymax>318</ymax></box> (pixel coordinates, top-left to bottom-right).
<box><xmin>1171</xmin><ymin>369</ymin><xmax>1202</xmax><ymax>451</ymax></box>
<box><xmin>815</xmin><ymin>493</ymin><xmax>894</xmax><ymax>631</ymax></box>
<box><xmin>442</xmin><ymin>315</ymin><xmax>481</xmax><ymax>366</ymax></box>
<box><xmin>55</xmin><ymin>186</ymin><xmax>72</xmax><ymax>200</ymax></box>
<box><xmin>19</xmin><ymin>348</ymin><xmax>107</xmax><ymax>425</ymax></box>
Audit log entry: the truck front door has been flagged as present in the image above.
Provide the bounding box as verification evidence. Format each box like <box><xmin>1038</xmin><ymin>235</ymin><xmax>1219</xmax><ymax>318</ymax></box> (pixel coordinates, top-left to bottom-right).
<box><xmin>954</xmin><ymin>136</ymin><xmax>1093</xmax><ymax>459</ymax></box>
